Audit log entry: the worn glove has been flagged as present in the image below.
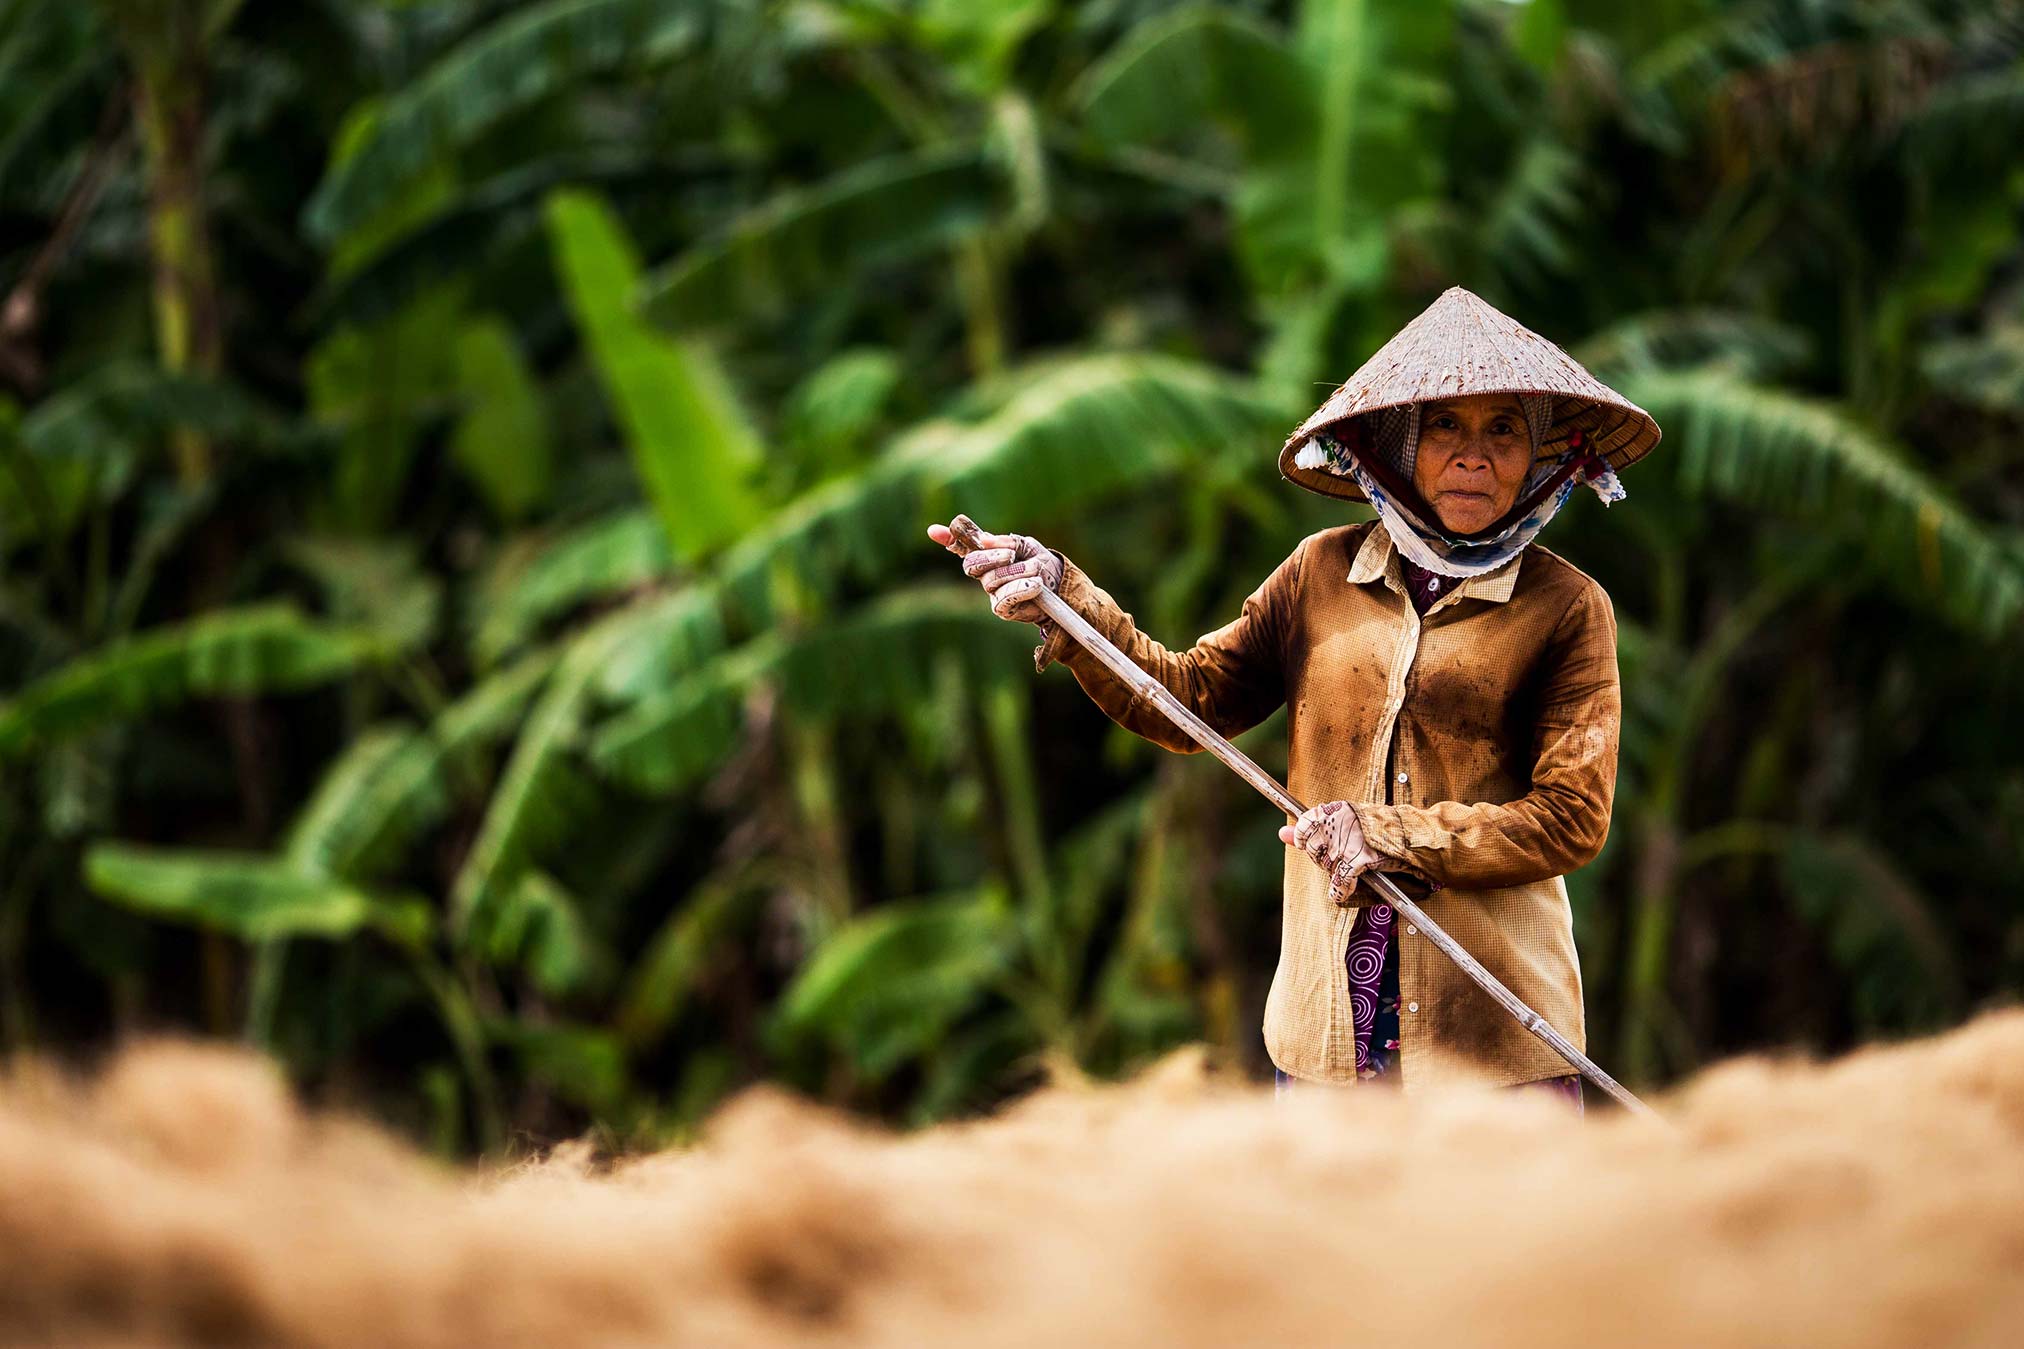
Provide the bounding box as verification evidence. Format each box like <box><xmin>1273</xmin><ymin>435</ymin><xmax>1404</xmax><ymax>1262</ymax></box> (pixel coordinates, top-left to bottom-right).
<box><xmin>948</xmin><ymin>527</ymin><xmax>1063</xmax><ymax>624</ymax></box>
<box><xmin>1279</xmin><ymin>800</ymin><xmax>1383</xmax><ymax>908</ymax></box>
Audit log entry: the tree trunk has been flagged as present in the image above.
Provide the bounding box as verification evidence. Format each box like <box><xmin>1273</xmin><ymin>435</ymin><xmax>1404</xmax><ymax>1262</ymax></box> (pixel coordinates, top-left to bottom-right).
<box><xmin>114</xmin><ymin>1</ymin><xmax>267</xmax><ymax>1034</ymax></box>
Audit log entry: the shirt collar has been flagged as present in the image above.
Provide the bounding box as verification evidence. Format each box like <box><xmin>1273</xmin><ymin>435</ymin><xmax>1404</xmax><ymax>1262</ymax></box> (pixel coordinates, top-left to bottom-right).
<box><xmin>1347</xmin><ymin>523</ymin><xmax>1524</xmax><ymax>603</ymax></box>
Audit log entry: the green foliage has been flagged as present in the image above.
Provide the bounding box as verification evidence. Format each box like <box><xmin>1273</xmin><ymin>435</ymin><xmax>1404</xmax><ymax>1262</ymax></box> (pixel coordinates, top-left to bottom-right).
<box><xmin>306</xmin><ymin>287</ymin><xmax>466</xmax><ymax>532</ymax></box>
<box><xmin>451</xmin><ymin>318</ymin><xmax>553</xmax><ymax>522</ymax></box>
<box><xmin>469</xmin><ymin>511</ymin><xmax>675</xmax><ymax>669</ymax></box>
<box><xmin>485</xmin><ymin>869</ymin><xmax>614</xmax><ymax>1000</ymax></box>
<box><xmin>546</xmin><ymin>189</ymin><xmax>765</xmax><ymax>563</ymax></box>
<box><xmin>84</xmin><ymin>843</ymin><xmax>430</xmax><ymax>946</ymax></box>
<box><xmin>781</xmin><ymin>347</ymin><xmax>903</xmax><ymax>468</ymax></box>
<box><xmin>281</xmin><ymin>536</ymin><xmax>442</xmax><ymax>656</ymax></box>
<box><xmin>1780</xmin><ymin>831</ymin><xmax>1962</xmax><ymax>1031</ymax></box>
<box><xmin>1075</xmin><ymin>0</ymin><xmax>1456</xmax><ymax>312</ymax></box>
<box><xmin>302</xmin><ymin>0</ymin><xmax>711</xmax><ymax>246</ymax></box>
<box><xmin>0</xmin><ymin>605</ymin><xmax>381</xmax><ymax>757</ymax></box>
<box><xmin>706</xmin><ymin>351</ymin><xmax>1291</xmax><ymax>633</ymax></box>
<box><xmin>643</xmin><ymin>148</ymin><xmax>1010</xmax><ymax>329</ymax></box>
<box><xmin>1627</xmin><ymin>370</ymin><xmax>2024</xmax><ymax>635</ymax></box>
<box><xmin>1923</xmin><ymin>321</ymin><xmax>2024</xmax><ymax>414</ymax></box>
<box><xmin>1</xmin><ymin>363</ymin><xmax>285</xmax><ymax>541</ymax></box>
<box><xmin>283</xmin><ymin>651</ymin><xmax>559</xmax><ymax>881</ymax></box>
<box><xmin>614</xmin><ymin>874</ymin><xmax>760</xmax><ymax>1047</ymax></box>
<box><xmin>3</xmin><ymin>0</ymin><xmax>2022</xmax><ymax>1153</ymax></box>
<box><xmin>450</xmin><ymin>592</ymin><xmax>681</xmax><ymax>936</ymax></box>
<box><xmin>593</xmin><ymin>587</ymin><xmax>1028</xmax><ymax>792</ymax></box>
<box><xmin>769</xmin><ymin>885</ymin><xmax>1020</xmax><ymax>1082</ymax></box>
<box><xmin>0</xmin><ymin>1</ymin><xmax>109</xmax><ymax>196</ymax></box>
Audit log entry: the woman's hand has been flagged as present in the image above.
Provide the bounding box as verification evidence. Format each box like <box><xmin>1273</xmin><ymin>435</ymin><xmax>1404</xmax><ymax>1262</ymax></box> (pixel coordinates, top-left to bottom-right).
<box><xmin>927</xmin><ymin>521</ymin><xmax>1063</xmax><ymax>624</ymax></box>
<box><xmin>1279</xmin><ymin>800</ymin><xmax>1383</xmax><ymax>907</ymax></box>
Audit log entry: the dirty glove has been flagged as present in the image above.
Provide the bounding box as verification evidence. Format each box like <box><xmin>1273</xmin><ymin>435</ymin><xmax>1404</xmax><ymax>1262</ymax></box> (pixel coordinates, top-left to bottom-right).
<box><xmin>930</xmin><ymin>521</ymin><xmax>1063</xmax><ymax>624</ymax></box>
<box><xmin>1279</xmin><ymin>800</ymin><xmax>1383</xmax><ymax>908</ymax></box>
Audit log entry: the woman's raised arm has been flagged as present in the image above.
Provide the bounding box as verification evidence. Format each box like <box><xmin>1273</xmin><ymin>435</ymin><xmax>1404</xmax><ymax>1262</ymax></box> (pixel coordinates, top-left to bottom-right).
<box><xmin>928</xmin><ymin>520</ymin><xmax>1306</xmax><ymax>753</ymax></box>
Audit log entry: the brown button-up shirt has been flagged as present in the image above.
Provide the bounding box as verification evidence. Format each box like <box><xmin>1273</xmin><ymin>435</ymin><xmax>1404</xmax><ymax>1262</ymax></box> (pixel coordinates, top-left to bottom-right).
<box><xmin>1033</xmin><ymin>521</ymin><xmax>1620</xmax><ymax>1091</ymax></box>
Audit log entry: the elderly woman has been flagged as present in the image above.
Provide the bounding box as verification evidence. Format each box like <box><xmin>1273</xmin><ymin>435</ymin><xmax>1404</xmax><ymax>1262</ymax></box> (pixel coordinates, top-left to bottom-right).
<box><xmin>929</xmin><ymin>287</ymin><xmax>1660</xmax><ymax>1109</ymax></box>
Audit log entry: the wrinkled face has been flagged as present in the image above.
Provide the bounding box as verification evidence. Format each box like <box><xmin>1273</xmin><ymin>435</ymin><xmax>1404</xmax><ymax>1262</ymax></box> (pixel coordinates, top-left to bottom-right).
<box><xmin>1411</xmin><ymin>393</ymin><xmax>1535</xmax><ymax>535</ymax></box>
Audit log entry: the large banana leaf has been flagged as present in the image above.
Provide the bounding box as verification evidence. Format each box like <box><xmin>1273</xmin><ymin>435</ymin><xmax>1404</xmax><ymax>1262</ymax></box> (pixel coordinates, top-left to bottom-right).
<box><xmin>641</xmin><ymin>147</ymin><xmax>1007</xmax><ymax>328</ymax></box>
<box><xmin>590</xmin><ymin>586</ymin><xmax>1027</xmax><ymax>794</ymax></box>
<box><xmin>84</xmin><ymin>843</ymin><xmax>430</xmax><ymax>945</ymax></box>
<box><xmin>1577</xmin><ymin>308</ymin><xmax>1813</xmax><ymax>382</ymax></box>
<box><xmin>469</xmin><ymin>510</ymin><xmax>675</xmax><ymax>670</ymax></box>
<box><xmin>1073</xmin><ymin>6</ymin><xmax>1317</xmax><ymax>297</ymax></box>
<box><xmin>1075</xmin><ymin>0</ymin><xmax>1454</xmax><ymax>305</ymax></box>
<box><xmin>712</xmin><ymin>350</ymin><xmax>1291</xmax><ymax>628</ymax></box>
<box><xmin>587</xmin><ymin>638</ymin><xmax>764</xmax><ymax>795</ymax></box>
<box><xmin>284</xmin><ymin>648</ymin><xmax>559</xmax><ymax>881</ymax></box>
<box><xmin>1074</xmin><ymin>7</ymin><xmax>1307</xmax><ymax>165</ymax></box>
<box><xmin>302</xmin><ymin>0</ymin><xmax>710</xmax><ymax>246</ymax></box>
<box><xmin>767</xmin><ymin>885</ymin><xmax>1020</xmax><ymax>1082</ymax></box>
<box><xmin>1476</xmin><ymin>136</ymin><xmax>1587</xmax><ymax>296</ymax></box>
<box><xmin>546</xmin><ymin>188</ymin><xmax>765</xmax><ymax>563</ymax></box>
<box><xmin>449</xmin><ymin>588</ymin><xmax>709</xmax><ymax>936</ymax></box>
<box><xmin>1624</xmin><ymin>369</ymin><xmax>2024</xmax><ymax>636</ymax></box>
<box><xmin>0</xmin><ymin>603</ymin><xmax>382</xmax><ymax>757</ymax></box>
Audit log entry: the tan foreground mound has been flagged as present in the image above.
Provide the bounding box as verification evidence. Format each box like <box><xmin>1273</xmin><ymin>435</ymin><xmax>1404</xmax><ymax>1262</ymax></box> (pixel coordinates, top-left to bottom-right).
<box><xmin>4</xmin><ymin>1012</ymin><xmax>2024</xmax><ymax>1347</ymax></box>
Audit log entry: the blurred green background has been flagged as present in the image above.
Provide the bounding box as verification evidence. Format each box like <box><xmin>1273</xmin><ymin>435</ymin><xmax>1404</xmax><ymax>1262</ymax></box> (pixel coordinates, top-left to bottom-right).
<box><xmin>1</xmin><ymin>0</ymin><xmax>2020</xmax><ymax>1153</ymax></box>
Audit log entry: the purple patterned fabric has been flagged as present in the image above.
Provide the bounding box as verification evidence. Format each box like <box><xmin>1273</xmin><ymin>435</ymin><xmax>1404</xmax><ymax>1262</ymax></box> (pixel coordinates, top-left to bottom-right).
<box><xmin>1346</xmin><ymin>901</ymin><xmax>1399</xmax><ymax>1078</ymax></box>
<box><xmin>1397</xmin><ymin>555</ymin><xmax>1451</xmax><ymax>612</ymax></box>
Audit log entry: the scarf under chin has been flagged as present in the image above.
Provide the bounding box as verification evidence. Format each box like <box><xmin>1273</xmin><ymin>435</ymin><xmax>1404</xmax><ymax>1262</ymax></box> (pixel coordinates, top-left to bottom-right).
<box><xmin>1292</xmin><ymin>397</ymin><xmax>1627</xmax><ymax>580</ymax></box>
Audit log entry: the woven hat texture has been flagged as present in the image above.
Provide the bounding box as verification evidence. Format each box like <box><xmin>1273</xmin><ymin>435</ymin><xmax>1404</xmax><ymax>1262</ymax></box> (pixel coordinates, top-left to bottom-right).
<box><xmin>1278</xmin><ymin>286</ymin><xmax>1662</xmax><ymax>504</ymax></box>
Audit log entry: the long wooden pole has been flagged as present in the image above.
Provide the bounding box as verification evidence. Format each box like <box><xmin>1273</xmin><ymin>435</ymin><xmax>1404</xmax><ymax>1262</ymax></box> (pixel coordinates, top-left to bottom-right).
<box><xmin>947</xmin><ymin>515</ymin><xmax>1660</xmax><ymax>1120</ymax></box>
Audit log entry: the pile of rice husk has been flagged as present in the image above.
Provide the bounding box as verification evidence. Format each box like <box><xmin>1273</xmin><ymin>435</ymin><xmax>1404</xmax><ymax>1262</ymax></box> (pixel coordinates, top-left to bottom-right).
<box><xmin>4</xmin><ymin>1009</ymin><xmax>2023</xmax><ymax>1348</ymax></box>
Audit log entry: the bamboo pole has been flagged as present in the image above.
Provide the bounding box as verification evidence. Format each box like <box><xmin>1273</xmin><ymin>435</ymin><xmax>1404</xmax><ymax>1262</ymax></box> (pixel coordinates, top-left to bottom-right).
<box><xmin>945</xmin><ymin>514</ymin><xmax>1661</xmax><ymax>1120</ymax></box>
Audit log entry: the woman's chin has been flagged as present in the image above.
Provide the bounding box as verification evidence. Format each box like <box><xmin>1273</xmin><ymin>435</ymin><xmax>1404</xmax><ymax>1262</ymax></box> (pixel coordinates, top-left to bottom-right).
<box><xmin>1431</xmin><ymin>501</ymin><xmax>1498</xmax><ymax>534</ymax></box>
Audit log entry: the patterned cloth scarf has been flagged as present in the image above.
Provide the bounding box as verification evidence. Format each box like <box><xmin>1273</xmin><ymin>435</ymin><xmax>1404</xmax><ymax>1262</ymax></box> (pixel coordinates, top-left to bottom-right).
<box><xmin>1291</xmin><ymin>393</ymin><xmax>1627</xmax><ymax>579</ymax></box>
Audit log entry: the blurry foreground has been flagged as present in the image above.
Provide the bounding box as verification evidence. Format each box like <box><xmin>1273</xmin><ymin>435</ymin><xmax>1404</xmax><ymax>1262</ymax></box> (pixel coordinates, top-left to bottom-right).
<box><xmin>6</xmin><ymin>1012</ymin><xmax>2024</xmax><ymax>1348</ymax></box>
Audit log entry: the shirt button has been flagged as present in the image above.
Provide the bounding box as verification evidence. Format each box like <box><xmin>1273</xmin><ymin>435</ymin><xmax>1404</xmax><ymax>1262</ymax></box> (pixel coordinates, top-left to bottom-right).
<box><xmin>1406</xmin><ymin>924</ymin><xmax>1417</xmax><ymax>935</ymax></box>
<box><xmin>1428</xmin><ymin>578</ymin><xmax>1440</xmax><ymax>592</ymax></box>
<box><xmin>1407</xmin><ymin>1001</ymin><xmax>1420</xmax><ymax>1013</ymax></box>
<box><xmin>1396</xmin><ymin>772</ymin><xmax>1408</xmax><ymax>784</ymax></box>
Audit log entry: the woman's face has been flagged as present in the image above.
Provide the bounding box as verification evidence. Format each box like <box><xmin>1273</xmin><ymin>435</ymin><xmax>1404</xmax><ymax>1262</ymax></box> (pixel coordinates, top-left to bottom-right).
<box><xmin>1411</xmin><ymin>393</ymin><xmax>1534</xmax><ymax>534</ymax></box>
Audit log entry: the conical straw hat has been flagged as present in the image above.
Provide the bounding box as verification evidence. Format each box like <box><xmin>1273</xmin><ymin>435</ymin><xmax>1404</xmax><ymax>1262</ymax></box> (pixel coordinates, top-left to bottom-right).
<box><xmin>1278</xmin><ymin>285</ymin><xmax>1662</xmax><ymax>504</ymax></box>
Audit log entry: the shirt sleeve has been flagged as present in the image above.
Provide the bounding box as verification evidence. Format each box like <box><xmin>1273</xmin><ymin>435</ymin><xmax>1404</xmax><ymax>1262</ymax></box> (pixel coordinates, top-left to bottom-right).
<box><xmin>1029</xmin><ymin>536</ymin><xmax>1305</xmax><ymax>754</ymax></box>
<box><xmin>1352</xmin><ymin>580</ymin><xmax>1621</xmax><ymax>889</ymax></box>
